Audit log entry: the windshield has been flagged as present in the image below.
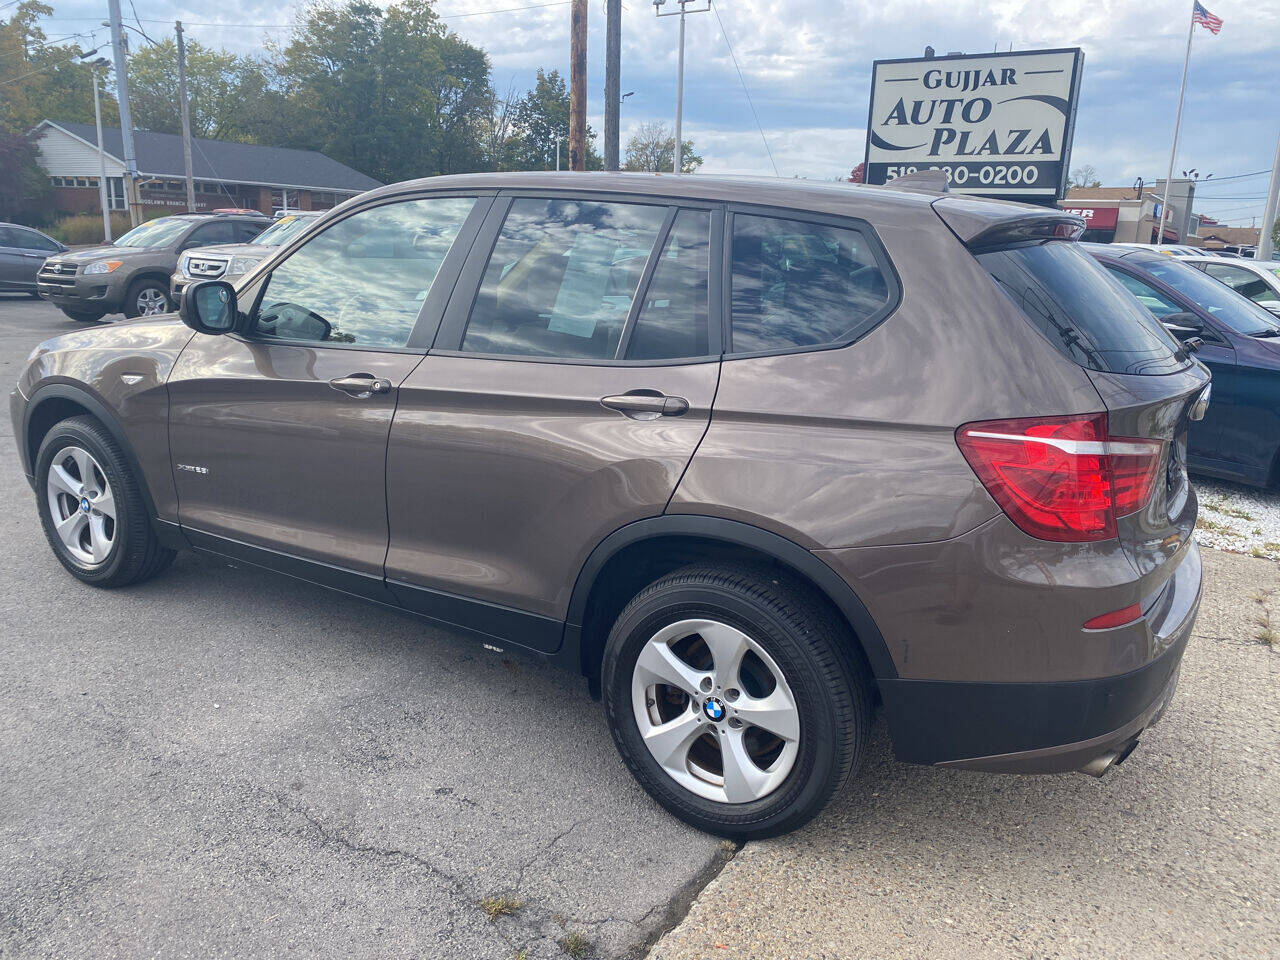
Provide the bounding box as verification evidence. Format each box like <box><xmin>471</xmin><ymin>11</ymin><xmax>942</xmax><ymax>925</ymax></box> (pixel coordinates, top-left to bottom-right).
<box><xmin>254</xmin><ymin>215</ymin><xmax>317</xmax><ymax>247</ymax></box>
<box><xmin>114</xmin><ymin>217</ymin><xmax>190</xmax><ymax>249</ymax></box>
<box><xmin>1140</xmin><ymin>257</ymin><xmax>1280</xmax><ymax>336</ymax></box>
<box><xmin>978</xmin><ymin>241</ymin><xmax>1186</xmax><ymax>375</ymax></box>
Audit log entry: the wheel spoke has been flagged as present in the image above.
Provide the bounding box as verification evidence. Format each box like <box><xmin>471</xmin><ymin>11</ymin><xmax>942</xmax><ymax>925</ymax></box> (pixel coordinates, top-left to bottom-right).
<box><xmin>93</xmin><ymin>486</ymin><xmax>116</xmax><ymax>521</ymax></box>
<box><xmin>87</xmin><ymin>515</ymin><xmax>111</xmax><ymax>562</ymax></box>
<box><xmin>635</xmin><ymin>641</ymin><xmax>706</xmax><ymax>698</ymax></box>
<box><xmin>720</xmin><ymin>728</ymin><xmax>772</xmax><ymax>803</ymax></box>
<box><xmin>734</xmin><ymin>688</ymin><xmax>800</xmax><ymax>742</ymax></box>
<box><xmin>642</xmin><ymin>711</ymin><xmax>704</xmax><ymax>772</ymax></box>
<box><xmin>73</xmin><ymin>449</ymin><xmax>97</xmax><ymax>491</ymax></box>
<box><xmin>48</xmin><ymin>463</ymin><xmax>81</xmax><ymax>498</ymax></box>
<box><xmin>55</xmin><ymin>511</ymin><xmax>86</xmax><ymax>551</ymax></box>
<box><xmin>699</xmin><ymin>621</ymin><xmax>750</xmax><ymax>687</ymax></box>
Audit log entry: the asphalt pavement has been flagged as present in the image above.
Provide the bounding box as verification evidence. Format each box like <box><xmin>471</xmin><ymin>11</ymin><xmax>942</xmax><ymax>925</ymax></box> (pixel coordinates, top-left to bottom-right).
<box><xmin>0</xmin><ymin>294</ymin><xmax>725</xmax><ymax>959</ymax></box>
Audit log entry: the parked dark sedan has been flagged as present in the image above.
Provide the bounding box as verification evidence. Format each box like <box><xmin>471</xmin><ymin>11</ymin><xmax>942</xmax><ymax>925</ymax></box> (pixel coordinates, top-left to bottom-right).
<box><xmin>1086</xmin><ymin>243</ymin><xmax>1280</xmax><ymax>487</ymax></box>
<box><xmin>0</xmin><ymin>223</ymin><xmax>67</xmax><ymax>295</ymax></box>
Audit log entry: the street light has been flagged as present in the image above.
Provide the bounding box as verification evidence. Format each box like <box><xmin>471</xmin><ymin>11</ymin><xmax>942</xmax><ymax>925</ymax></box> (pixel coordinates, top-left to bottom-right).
<box><xmin>654</xmin><ymin>0</ymin><xmax>710</xmax><ymax>174</ymax></box>
<box><xmin>621</xmin><ymin>91</ymin><xmax>635</xmax><ymax>105</ymax></box>
<box><xmin>78</xmin><ymin>50</ymin><xmax>114</xmax><ymax>242</ymax></box>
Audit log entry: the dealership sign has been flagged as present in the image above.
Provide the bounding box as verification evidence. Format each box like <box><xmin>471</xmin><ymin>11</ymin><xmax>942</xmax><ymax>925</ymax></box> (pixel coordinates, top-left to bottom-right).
<box><xmin>864</xmin><ymin>48</ymin><xmax>1084</xmax><ymax>204</ymax></box>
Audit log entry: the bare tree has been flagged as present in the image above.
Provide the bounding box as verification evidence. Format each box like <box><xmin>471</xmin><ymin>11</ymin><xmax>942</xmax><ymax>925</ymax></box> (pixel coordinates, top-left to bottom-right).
<box><xmin>1069</xmin><ymin>164</ymin><xmax>1102</xmax><ymax>189</ymax></box>
<box><xmin>483</xmin><ymin>79</ymin><xmax>520</xmax><ymax>171</ymax></box>
<box><xmin>623</xmin><ymin>121</ymin><xmax>702</xmax><ymax>174</ymax></box>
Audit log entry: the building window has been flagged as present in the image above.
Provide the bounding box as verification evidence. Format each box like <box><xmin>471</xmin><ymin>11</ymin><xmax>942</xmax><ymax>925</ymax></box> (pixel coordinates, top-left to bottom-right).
<box><xmin>107</xmin><ymin>177</ymin><xmax>126</xmax><ymax>211</ymax></box>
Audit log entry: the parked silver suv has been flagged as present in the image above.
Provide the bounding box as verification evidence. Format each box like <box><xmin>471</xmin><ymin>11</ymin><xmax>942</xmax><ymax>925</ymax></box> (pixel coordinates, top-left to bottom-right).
<box><xmin>171</xmin><ymin>211</ymin><xmax>323</xmax><ymax>301</ymax></box>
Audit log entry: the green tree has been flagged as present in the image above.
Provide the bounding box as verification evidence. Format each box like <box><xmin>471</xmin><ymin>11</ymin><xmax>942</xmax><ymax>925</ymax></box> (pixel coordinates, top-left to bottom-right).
<box><xmin>267</xmin><ymin>0</ymin><xmax>493</xmax><ymax>183</ymax></box>
<box><xmin>0</xmin><ymin>2</ymin><xmax>118</xmax><ymax>130</ymax></box>
<box><xmin>623</xmin><ymin>121</ymin><xmax>701</xmax><ymax>174</ymax></box>
<box><xmin>127</xmin><ymin>39</ymin><xmax>270</xmax><ymax>140</ymax></box>
<box><xmin>502</xmin><ymin>68</ymin><xmax>601</xmax><ymax>170</ymax></box>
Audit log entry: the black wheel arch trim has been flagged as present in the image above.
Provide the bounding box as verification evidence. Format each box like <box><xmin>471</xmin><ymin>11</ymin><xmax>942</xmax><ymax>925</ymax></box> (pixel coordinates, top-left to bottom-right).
<box><xmin>21</xmin><ymin>382</ymin><xmax>187</xmax><ymax>549</ymax></box>
<box><xmin>562</xmin><ymin>514</ymin><xmax>899</xmax><ymax>680</ymax></box>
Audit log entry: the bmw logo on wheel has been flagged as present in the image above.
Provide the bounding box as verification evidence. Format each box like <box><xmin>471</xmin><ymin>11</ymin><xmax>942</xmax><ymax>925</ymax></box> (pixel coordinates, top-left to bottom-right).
<box><xmin>702</xmin><ymin>696</ymin><xmax>726</xmax><ymax>722</ymax></box>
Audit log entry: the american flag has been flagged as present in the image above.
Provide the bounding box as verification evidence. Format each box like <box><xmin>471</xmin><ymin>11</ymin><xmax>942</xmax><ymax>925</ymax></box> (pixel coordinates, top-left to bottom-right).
<box><xmin>1192</xmin><ymin>1</ymin><xmax>1223</xmax><ymax>34</ymax></box>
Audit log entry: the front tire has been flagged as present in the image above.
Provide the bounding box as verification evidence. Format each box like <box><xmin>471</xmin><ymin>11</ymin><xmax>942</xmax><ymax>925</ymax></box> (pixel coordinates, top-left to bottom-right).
<box><xmin>602</xmin><ymin>564</ymin><xmax>872</xmax><ymax>839</ymax></box>
<box><xmin>35</xmin><ymin>416</ymin><xmax>175</xmax><ymax>587</ymax></box>
<box><xmin>60</xmin><ymin>308</ymin><xmax>105</xmax><ymax>323</ymax></box>
<box><xmin>124</xmin><ymin>278</ymin><xmax>172</xmax><ymax>318</ymax></box>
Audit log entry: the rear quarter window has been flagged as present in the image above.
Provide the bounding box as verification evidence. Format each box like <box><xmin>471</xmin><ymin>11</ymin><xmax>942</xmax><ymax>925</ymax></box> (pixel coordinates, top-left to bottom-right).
<box><xmin>729</xmin><ymin>213</ymin><xmax>895</xmax><ymax>354</ymax></box>
<box><xmin>978</xmin><ymin>241</ymin><xmax>1187</xmax><ymax>376</ymax></box>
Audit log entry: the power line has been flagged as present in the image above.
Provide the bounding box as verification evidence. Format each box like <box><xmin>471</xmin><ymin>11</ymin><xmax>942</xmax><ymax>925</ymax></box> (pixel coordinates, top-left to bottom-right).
<box><xmin>711</xmin><ymin>0</ymin><xmax>778</xmax><ymax>177</ymax></box>
<box><xmin>0</xmin><ymin>30</ymin><xmax>94</xmax><ymax>60</ymax></box>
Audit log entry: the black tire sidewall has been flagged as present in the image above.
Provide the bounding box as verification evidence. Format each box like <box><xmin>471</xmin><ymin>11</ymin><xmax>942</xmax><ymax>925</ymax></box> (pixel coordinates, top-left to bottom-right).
<box><xmin>61</xmin><ymin>309</ymin><xmax>104</xmax><ymax>323</ymax></box>
<box><xmin>603</xmin><ymin>577</ymin><xmax>850</xmax><ymax>838</ymax></box>
<box><xmin>35</xmin><ymin>421</ymin><xmax>137</xmax><ymax>585</ymax></box>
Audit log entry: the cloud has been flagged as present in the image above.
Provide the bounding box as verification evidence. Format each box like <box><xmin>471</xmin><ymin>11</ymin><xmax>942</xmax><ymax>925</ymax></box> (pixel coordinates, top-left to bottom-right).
<box><xmin>34</xmin><ymin>0</ymin><xmax>1280</xmax><ymax>223</ymax></box>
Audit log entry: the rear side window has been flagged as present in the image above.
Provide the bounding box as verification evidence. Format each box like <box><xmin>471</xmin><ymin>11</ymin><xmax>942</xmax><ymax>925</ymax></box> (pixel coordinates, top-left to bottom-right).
<box><xmin>460</xmin><ymin>198</ymin><xmax>668</xmax><ymax>360</ymax></box>
<box><xmin>729</xmin><ymin>214</ymin><xmax>891</xmax><ymax>353</ymax></box>
<box><xmin>978</xmin><ymin>242</ymin><xmax>1186</xmax><ymax>375</ymax></box>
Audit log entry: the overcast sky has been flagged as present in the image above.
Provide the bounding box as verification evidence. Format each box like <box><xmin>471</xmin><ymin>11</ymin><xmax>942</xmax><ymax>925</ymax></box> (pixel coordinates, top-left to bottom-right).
<box><xmin>33</xmin><ymin>0</ymin><xmax>1280</xmax><ymax>225</ymax></box>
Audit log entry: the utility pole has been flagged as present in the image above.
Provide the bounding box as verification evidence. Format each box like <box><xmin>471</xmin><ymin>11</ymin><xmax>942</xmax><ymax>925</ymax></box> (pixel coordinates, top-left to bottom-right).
<box><xmin>91</xmin><ymin>68</ymin><xmax>112</xmax><ymax>242</ymax></box>
<box><xmin>175</xmin><ymin>21</ymin><xmax>196</xmax><ymax>212</ymax></box>
<box><xmin>654</xmin><ymin>0</ymin><xmax>710</xmax><ymax>175</ymax></box>
<box><xmin>568</xmin><ymin>0</ymin><xmax>587</xmax><ymax>171</ymax></box>
<box><xmin>1259</xmin><ymin>131</ymin><xmax>1280</xmax><ymax>262</ymax></box>
<box><xmin>604</xmin><ymin>0</ymin><xmax>621</xmax><ymax>170</ymax></box>
<box><xmin>106</xmin><ymin>0</ymin><xmax>140</xmax><ymax>226</ymax></box>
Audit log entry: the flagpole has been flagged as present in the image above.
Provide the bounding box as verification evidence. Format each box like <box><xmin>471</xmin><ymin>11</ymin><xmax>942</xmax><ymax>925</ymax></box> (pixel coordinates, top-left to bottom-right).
<box><xmin>1157</xmin><ymin>6</ymin><xmax>1196</xmax><ymax>247</ymax></box>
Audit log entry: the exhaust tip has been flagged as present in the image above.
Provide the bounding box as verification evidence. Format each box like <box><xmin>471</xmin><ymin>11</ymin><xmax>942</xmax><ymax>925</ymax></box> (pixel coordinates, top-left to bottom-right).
<box><xmin>1078</xmin><ymin>738</ymin><xmax>1140</xmax><ymax>778</ymax></box>
<box><xmin>1079</xmin><ymin>750</ymin><xmax>1121</xmax><ymax>778</ymax></box>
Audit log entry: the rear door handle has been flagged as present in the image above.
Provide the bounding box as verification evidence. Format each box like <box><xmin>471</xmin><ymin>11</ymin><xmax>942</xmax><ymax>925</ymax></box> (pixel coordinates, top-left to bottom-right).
<box><xmin>601</xmin><ymin>393</ymin><xmax>690</xmax><ymax>419</ymax></box>
<box><xmin>329</xmin><ymin>374</ymin><xmax>393</xmax><ymax>397</ymax></box>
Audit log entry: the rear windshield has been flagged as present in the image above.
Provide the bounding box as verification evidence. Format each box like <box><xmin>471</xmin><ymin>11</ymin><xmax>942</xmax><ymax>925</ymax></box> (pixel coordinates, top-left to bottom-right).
<box><xmin>978</xmin><ymin>241</ymin><xmax>1187</xmax><ymax>375</ymax></box>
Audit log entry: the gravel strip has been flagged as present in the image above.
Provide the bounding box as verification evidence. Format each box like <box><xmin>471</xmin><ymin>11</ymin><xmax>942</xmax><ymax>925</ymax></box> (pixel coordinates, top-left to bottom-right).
<box><xmin>1195</xmin><ymin>477</ymin><xmax>1280</xmax><ymax>559</ymax></box>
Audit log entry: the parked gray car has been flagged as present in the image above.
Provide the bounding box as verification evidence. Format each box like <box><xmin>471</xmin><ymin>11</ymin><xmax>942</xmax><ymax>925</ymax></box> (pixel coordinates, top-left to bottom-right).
<box><xmin>11</xmin><ymin>173</ymin><xmax>1206</xmax><ymax>837</ymax></box>
<box><xmin>171</xmin><ymin>211</ymin><xmax>323</xmax><ymax>301</ymax></box>
<box><xmin>37</xmin><ymin>212</ymin><xmax>267</xmax><ymax>322</ymax></box>
<box><xmin>0</xmin><ymin>223</ymin><xmax>66</xmax><ymax>295</ymax></box>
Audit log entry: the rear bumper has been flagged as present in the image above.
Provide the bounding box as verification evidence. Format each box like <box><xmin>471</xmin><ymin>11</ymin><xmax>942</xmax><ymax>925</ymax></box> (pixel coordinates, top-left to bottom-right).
<box><xmin>876</xmin><ymin>542</ymin><xmax>1200</xmax><ymax>772</ymax></box>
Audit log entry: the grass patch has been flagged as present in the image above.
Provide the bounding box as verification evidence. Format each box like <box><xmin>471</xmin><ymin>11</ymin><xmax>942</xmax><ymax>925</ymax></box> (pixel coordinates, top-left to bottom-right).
<box><xmin>1251</xmin><ymin>589</ymin><xmax>1277</xmax><ymax>645</ymax></box>
<box><xmin>512</xmin><ymin>950</ymin><xmax>529</xmax><ymax>960</ymax></box>
<box><xmin>1197</xmin><ymin>517</ymin><xmax>1241</xmax><ymax>537</ymax></box>
<box><xmin>560</xmin><ymin>932</ymin><xmax>592</xmax><ymax>958</ymax></box>
<box><xmin>479</xmin><ymin>895</ymin><xmax>523</xmax><ymax>920</ymax></box>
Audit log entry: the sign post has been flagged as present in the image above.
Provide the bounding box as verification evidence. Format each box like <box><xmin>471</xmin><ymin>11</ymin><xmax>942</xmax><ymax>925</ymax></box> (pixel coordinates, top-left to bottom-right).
<box><xmin>864</xmin><ymin>48</ymin><xmax>1084</xmax><ymax>205</ymax></box>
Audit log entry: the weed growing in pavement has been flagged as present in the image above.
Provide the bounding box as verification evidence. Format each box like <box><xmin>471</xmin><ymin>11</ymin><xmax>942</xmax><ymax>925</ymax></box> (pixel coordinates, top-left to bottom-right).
<box><xmin>560</xmin><ymin>931</ymin><xmax>592</xmax><ymax>958</ymax></box>
<box><xmin>1197</xmin><ymin>516</ymin><xmax>1241</xmax><ymax>537</ymax></box>
<box><xmin>479</xmin><ymin>895</ymin><xmax>524</xmax><ymax>920</ymax></box>
<box><xmin>1251</xmin><ymin>589</ymin><xmax>1277</xmax><ymax>645</ymax></box>
<box><xmin>512</xmin><ymin>950</ymin><xmax>529</xmax><ymax>960</ymax></box>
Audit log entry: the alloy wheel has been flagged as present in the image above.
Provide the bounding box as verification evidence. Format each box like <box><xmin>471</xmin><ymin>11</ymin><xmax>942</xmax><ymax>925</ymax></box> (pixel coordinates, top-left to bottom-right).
<box><xmin>136</xmin><ymin>287</ymin><xmax>169</xmax><ymax>315</ymax></box>
<box><xmin>631</xmin><ymin>618</ymin><xmax>800</xmax><ymax>804</ymax></box>
<box><xmin>45</xmin><ymin>445</ymin><xmax>116</xmax><ymax>566</ymax></box>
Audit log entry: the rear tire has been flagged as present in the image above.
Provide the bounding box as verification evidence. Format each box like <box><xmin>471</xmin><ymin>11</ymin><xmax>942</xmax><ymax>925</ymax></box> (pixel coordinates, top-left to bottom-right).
<box><xmin>124</xmin><ymin>278</ymin><xmax>172</xmax><ymax>318</ymax></box>
<box><xmin>60</xmin><ymin>308</ymin><xmax>104</xmax><ymax>323</ymax></box>
<box><xmin>35</xmin><ymin>416</ymin><xmax>175</xmax><ymax>588</ymax></box>
<box><xmin>602</xmin><ymin>563</ymin><xmax>872</xmax><ymax>839</ymax></box>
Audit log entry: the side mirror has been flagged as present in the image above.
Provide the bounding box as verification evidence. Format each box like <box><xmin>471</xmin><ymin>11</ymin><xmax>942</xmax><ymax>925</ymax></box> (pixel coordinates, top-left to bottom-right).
<box><xmin>180</xmin><ymin>280</ymin><xmax>239</xmax><ymax>335</ymax></box>
<box><xmin>1161</xmin><ymin>312</ymin><xmax>1204</xmax><ymax>339</ymax></box>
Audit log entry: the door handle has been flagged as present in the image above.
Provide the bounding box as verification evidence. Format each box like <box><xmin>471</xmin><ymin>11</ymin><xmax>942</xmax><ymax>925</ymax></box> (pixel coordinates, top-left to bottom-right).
<box><xmin>601</xmin><ymin>392</ymin><xmax>690</xmax><ymax>419</ymax></box>
<box><xmin>329</xmin><ymin>374</ymin><xmax>393</xmax><ymax>397</ymax></box>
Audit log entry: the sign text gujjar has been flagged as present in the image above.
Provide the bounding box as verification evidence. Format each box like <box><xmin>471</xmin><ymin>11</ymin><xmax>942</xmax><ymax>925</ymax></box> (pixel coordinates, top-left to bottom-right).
<box><xmin>864</xmin><ymin>48</ymin><xmax>1084</xmax><ymax>204</ymax></box>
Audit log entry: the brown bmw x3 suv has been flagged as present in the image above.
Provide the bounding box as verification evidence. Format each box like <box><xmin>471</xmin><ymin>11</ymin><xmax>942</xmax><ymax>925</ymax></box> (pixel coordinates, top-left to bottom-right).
<box><xmin>11</xmin><ymin>173</ymin><xmax>1207</xmax><ymax>838</ymax></box>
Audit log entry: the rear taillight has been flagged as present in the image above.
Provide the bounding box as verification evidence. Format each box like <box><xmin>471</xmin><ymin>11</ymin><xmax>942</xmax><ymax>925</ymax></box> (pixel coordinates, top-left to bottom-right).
<box><xmin>956</xmin><ymin>414</ymin><xmax>1163</xmax><ymax>542</ymax></box>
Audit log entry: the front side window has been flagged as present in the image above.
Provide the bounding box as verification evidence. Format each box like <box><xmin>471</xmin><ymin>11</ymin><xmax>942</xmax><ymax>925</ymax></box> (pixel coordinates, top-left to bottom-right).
<box><xmin>15</xmin><ymin>228</ymin><xmax>60</xmax><ymax>252</ymax></box>
<box><xmin>254</xmin><ymin>196</ymin><xmax>476</xmax><ymax>348</ymax></box>
<box><xmin>1141</xmin><ymin>257</ymin><xmax>1280</xmax><ymax>336</ymax></box>
<box><xmin>186</xmin><ymin>221</ymin><xmax>238</xmax><ymax>248</ymax></box>
<box><xmin>729</xmin><ymin>214</ymin><xmax>891</xmax><ymax>353</ymax></box>
<box><xmin>460</xmin><ymin>198</ymin><xmax>668</xmax><ymax>360</ymax></box>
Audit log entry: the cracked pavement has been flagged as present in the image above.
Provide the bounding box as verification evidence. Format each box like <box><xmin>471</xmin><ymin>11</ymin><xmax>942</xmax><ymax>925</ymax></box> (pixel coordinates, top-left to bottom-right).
<box><xmin>0</xmin><ymin>297</ymin><xmax>724</xmax><ymax>960</ymax></box>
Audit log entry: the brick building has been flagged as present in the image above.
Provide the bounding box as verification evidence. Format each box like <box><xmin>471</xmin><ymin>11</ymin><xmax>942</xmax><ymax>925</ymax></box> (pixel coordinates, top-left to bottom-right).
<box><xmin>32</xmin><ymin>120</ymin><xmax>381</xmax><ymax>219</ymax></box>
